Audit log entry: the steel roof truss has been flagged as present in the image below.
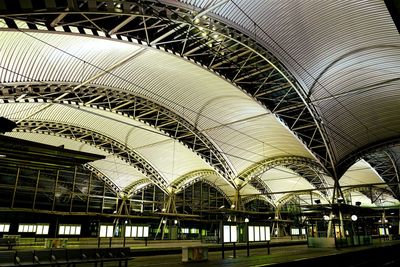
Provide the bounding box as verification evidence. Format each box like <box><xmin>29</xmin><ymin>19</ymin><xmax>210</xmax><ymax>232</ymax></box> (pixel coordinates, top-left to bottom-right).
<box><xmin>1</xmin><ymin>84</ymin><xmax>236</xmax><ymax>184</ymax></box>
<box><xmin>16</xmin><ymin>120</ymin><xmax>169</xmax><ymax>192</ymax></box>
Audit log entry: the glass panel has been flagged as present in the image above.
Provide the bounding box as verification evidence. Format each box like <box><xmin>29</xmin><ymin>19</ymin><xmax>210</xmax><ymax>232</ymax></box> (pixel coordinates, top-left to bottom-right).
<box><xmin>37</xmin><ymin>225</ymin><xmax>43</xmax><ymax>235</ymax></box>
<box><xmin>260</xmin><ymin>226</ymin><xmax>265</xmax><ymax>241</ymax></box>
<box><xmin>132</xmin><ymin>226</ymin><xmax>137</xmax><ymax>237</ymax></box>
<box><xmin>59</xmin><ymin>225</ymin><xmax>65</xmax><ymax>235</ymax></box>
<box><xmin>248</xmin><ymin>226</ymin><xmax>254</xmax><ymax>242</ymax></box>
<box><xmin>254</xmin><ymin>226</ymin><xmax>260</xmax><ymax>241</ymax></box>
<box><xmin>223</xmin><ymin>225</ymin><xmax>230</xmax><ymax>243</ymax></box>
<box><xmin>107</xmin><ymin>225</ymin><xmax>113</xmax><ymax>237</ymax></box>
<box><xmin>138</xmin><ymin>226</ymin><xmax>143</xmax><ymax>237</ymax></box>
<box><xmin>231</xmin><ymin>226</ymin><xmax>237</xmax><ymax>243</ymax></box>
<box><xmin>4</xmin><ymin>224</ymin><xmax>10</xmax><ymax>232</ymax></box>
<box><xmin>125</xmin><ymin>226</ymin><xmax>131</xmax><ymax>237</ymax></box>
<box><xmin>65</xmin><ymin>226</ymin><xmax>71</xmax><ymax>235</ymax></box>
<box><xmin>99</xmin><ymin>225</ymin><xmax>107</xmax><ymax>237</ymax></box>
<box><xmin>76</xmin><ymin>226</ymin><xmax>81</xmax><ymax>235</ymax></box>
<box><xmin>265</xmin><ymin>226</ymin><xmax>271</xmax><ymax>241</ymax></box>
<box><xmin>143</xmin><ymin>226</ymin><xmax>149</xmax><ymax>237</ymax></box>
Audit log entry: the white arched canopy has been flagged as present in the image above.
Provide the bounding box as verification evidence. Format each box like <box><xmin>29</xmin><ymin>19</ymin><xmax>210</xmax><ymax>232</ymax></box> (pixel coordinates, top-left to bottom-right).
<box><xmin>1</xmin><ymin>1</ymin><xmax>399</xmax><ymax>205</ymax></box>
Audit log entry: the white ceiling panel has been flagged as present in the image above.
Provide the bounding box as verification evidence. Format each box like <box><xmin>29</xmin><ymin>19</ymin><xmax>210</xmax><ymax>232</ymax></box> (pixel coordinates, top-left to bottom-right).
<box><xmin>205</xmin><ymin>115</ymin><xmax>315</xmax><ymax>173</ymax></box>
<box><xmin>340</xmin><ymin>159</ymin><xmax>386</xmax><ymax>187</ymax></box>
<box><xmin>0</xmin><ymin>29</ymin><xmax>313</xmax><ymax>179</ymax></box>
<box><xmin>173</xmin><ymin>0</ymin><xmax>400</xmax><ymax>165</ymax></box>
<box><xmin>134</xmin><ymin>139</ymin><xmax>213</xmax><ymax>184</ymax></box>
<box><xmin>260</xmin><ymin>166</ymin><xmax>315</xmax><ymax>202</ymax></box>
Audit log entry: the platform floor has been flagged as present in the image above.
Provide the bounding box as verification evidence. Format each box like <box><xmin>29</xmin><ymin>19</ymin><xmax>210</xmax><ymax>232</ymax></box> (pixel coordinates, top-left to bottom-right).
<box><xmin>7</xmin><ymin>238</ymin><xmax>400</xmax><ymax>266</ymax></box>
<box><xmin>126</xmin><ymin>240</ymin><xmax>400</xmax><ymax>267</ymax></box>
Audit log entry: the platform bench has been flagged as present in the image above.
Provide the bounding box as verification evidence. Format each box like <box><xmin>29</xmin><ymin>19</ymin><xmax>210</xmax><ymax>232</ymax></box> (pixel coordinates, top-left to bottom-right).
<box><xmin>0</xmin><ymin>247</ymin><xmax>133</xmax><ymax>267</ymax></box>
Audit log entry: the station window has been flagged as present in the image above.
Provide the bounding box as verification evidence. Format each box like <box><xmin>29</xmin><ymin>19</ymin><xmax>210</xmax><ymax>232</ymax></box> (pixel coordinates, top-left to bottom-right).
<box><xmin>58</xmin><ymin>224</ymin><xmax>82</xmax><ymax>235</ymax></box>
<box><xmin>18</xmin><ymin>224</ymin><xmax>49</xmax><ymax>235</ymax></box>
<box><xmin>0</xmin><ymin>223</ymin><xmax>10</xmax><ymax>232</ymax></box>
<box><xmin>181</xmin><ymin>228</ymin><xmax>189</xmax><ymax>234</ymax></box>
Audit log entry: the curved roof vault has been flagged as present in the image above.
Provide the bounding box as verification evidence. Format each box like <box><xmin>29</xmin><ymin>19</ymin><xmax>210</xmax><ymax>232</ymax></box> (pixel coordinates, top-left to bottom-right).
<box><xmin>340</xmin><ymin>159</ymin><xmax>400</xmax><ymax>205</ymax></box>
<box><xmin>341</xmin><ymin>159</ymin><xmax>388</xmax><ymax>187</ymax></box>
<box><xmin>0</xmin><ymin>25</ymin><xmax>316</xmax><ymax>185</ymax></box>
<box><xmin>343</xmin><ymin>190</ymin><xmax>399</xmax><ymax>208</ymax></box>
<box><xmin>0</xmin><ymin>102</ymin><xmax>214</xmax><ymax>191</ymax></box>
<box><xmin>172</xmin><ymin>0</ymin><xmax>400</xmax><ymax>175</ymax></box>
<box><xmin>1</xmin><ymin>0</ymin><xmax>400</xmax><ymax>203</ymax></box>
<box><xmin>258</xmin><ymin>166</ymin><xmax>317</xmax><ymax>204</ymax></box>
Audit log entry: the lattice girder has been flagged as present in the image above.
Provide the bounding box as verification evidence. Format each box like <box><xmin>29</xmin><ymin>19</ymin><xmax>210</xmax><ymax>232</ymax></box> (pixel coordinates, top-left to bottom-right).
<box><xmin>172</xmin><ymin>169</ymin><xmax>231</xmax><ymax>203</ymax></box>
<box><xmin>0</xmin><ymin>84</ymin><xmax>235</xmax><ymax>185</ymax></box>
<box><xmin>364</xmin><ymin>150</ymin><xmax>400</xmax><ymax>199</ymax></box>
<box><xmin>0</xmin><ymin>0</ymin><xmax>335</xmax><ymax>175</ymax></box>
<box><xmin>242</xmin><ymin>194</ymin><xmax>276</xmax><ymax>208</ymax></box>
<box><xmin>15</xmin><ymin>120</ymin><xmax>169</xmax><ymax>192</ymax></box>
<box><xmin>343</xmin><ymin>186</ymin><xmax>395</xmax><ymax>205</ymax></box>
<box><xmin>239</xmin><ymin>156</ymin><xmax>330</xmax><ymax>196</ymax></box>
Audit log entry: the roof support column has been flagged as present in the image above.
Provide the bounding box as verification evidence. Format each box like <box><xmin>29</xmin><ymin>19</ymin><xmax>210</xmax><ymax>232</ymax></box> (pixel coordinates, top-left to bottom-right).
<box><xmin>272</xmin><ymin>208</ymin><xmax>283</xmax><ymax>237</ymax></box>
<box><xmin>155</xmin><ymin>188</ymin><xmax>176</xmax><ymax>240</ymax></box>
<box><xmin>233</xmin><ymin>188</ymin><xmax>243</xmax><ymax>211</ymax></box>
<box><xmin>331</xmin><ymin>178</ymin><xmax>345</xmax><ymax>204</ymax></box>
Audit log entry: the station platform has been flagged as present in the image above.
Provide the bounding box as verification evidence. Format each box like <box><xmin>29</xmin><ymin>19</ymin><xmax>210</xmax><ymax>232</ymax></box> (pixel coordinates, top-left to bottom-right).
<box><xmin>5</xmin><ymin>237</ymin><xmax>400</xmax><ymax>266</ymax></box>
<box><xmin>129</xmin><ymin>240</ymin><xmax>400</xmax><ymax>267</ymax></box>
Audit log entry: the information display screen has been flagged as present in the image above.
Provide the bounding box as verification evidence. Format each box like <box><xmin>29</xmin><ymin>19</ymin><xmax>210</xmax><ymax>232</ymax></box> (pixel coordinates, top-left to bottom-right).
<box><xmin>255</xmin><ymin>226</ymin><xmax>260</xmax><ymax>241</ymax></box>
<box><xmin>223</xmin><ymin>225</ymin><xmax>237</xmax><ymax>243</ymax></box>
<box><xmin>291</xmin><ymin>228</ymin><xmax>300</xmax><ymax>236</ymax></box>
<box><xmin>36</xmin><ymin>225</ymin><xmax>49</xmax><ymax>235</ymax></box>
<box><xmin>248</xmin><ymin>225</ymin><xmax>270</xmax><ymax>242</ymax></box>
<box><xmin>99</xmin><ymin>225</ymin><xmax>114</xmax><ymax>237</ymax></box>
<box><xmin>18</xmin><ymin>224</ymin><xmax>49</xmax><ymax>235</ymax></box>
<box><xmin>0</xmin><ymin>224</ymin><xmax>10</xmax><ymax>232</ymax></box>
<box><xmin>59</xmin><ymin>224</ymin><xmax>81</xmax><ymax>235</ymax></box>
<box><xmin>124</xmin><ymin>226</ymin><xmax>150</xmax><ymax>238</ymax></box>
<box><xmin>379</xmin><ymin>227</ymin><xmax>389</xmax><ymax>236</ymax></box>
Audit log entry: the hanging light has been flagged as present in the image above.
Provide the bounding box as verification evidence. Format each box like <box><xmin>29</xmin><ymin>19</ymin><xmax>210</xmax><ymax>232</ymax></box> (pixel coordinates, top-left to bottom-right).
<box><xmin>244</xmin><ymin>218</ymin><xmax>249</xmax><ymax>223</ymax></box>
<box><xmin>351</xmin><ymin>215</ymin><xmax>358</xmax><ymax>221</ymax></box>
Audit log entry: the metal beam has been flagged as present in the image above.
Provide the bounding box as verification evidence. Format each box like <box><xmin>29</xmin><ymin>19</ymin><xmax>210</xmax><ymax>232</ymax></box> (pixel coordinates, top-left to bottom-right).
<box><xmin>1</xmin><ymin>84</ymin><xmax>235</xmax><ymax>185</ymax></box>
<box><xmin>15</xmin><ymin>120</ymin><xmax>170</xmax><ymax>193</ymax></box>
<box><xmin>2</xmin><ymin>2</ymin><xmax>336</xmax><ymax>179</ymax></box>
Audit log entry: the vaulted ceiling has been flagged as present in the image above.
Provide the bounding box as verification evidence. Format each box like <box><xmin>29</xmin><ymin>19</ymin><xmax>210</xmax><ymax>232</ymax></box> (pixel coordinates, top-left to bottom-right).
<box><xmin>0</xmin><ymin>0</ymin><xmax>399</xmax><ymax>207</ymax></box>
